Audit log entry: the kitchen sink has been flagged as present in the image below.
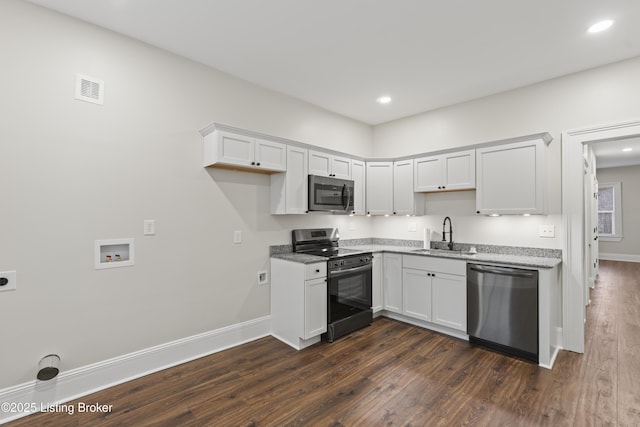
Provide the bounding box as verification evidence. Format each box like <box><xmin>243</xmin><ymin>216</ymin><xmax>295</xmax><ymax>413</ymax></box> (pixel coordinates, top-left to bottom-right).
<box><xmin>411</xmin><ymin>248</ymin><xmax>477</xmax><ymax>256</ymax></box>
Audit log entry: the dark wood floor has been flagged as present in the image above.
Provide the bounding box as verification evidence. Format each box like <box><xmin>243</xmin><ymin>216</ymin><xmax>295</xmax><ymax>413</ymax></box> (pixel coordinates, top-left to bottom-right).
<box><xmin>8</xmin><ymin>260</ymin><xmax>640</xmax><ymax>426</ymax></box>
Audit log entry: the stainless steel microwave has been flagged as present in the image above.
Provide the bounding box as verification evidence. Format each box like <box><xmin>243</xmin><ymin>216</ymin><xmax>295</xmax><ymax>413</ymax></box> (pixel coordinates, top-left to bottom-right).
<box><xmin>308</xmin><ymin>175</ymin><xmax>354</xmax><ymax>213</ymax></box>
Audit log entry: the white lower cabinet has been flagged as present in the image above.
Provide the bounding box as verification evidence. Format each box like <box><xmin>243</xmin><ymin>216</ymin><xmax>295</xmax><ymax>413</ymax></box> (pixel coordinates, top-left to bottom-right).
<box><xmin>271</xmin><ymin>259</ymin><xmax>327</xmax><ymax>350</ymax></box>
<box><xmin>372</xmin><ymin>253</ymin><xmax>384</xmax><ymax>313</ymax></box>
<box><xmin>401</xmin><ymin>255</ymin><xmax>467</xmax><ymax>333</ymax></box>
<box><xmin>431</xmin><ymin>272</ymin><xmax>466</xmax><ymax>331</ymax></box>
<box><xmin>304</xmin><ymin>277</ymin><xmax>328</xmax><ymax>338</ymax></box>
<box><xmin>402</xmin><ymin>268</ymin><xmax>432</xmax><ymax>321</ymax></box>
<box><xmin>382</xmin><ymin>253</ymin><xmax>403</xmax><ymax>313</ymax></box>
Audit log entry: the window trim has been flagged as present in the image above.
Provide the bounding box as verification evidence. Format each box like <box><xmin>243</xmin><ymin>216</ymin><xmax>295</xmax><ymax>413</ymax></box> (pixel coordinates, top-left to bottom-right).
<box><xmin>598</xmin><ymin>182</ymin><xmax>622</xmax><ymax>242</ymax></box>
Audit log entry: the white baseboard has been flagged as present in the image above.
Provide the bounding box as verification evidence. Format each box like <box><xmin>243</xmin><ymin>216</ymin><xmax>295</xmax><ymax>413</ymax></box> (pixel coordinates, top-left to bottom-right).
<box><xmin>0</xmin><ymin>316</ymin><xmax>271</xmax><ymax>425</ymax></box>
<box><xmin>599</xmin><ymin>252</ymin><xmax>640</xmax><ymax>263</ymax></box>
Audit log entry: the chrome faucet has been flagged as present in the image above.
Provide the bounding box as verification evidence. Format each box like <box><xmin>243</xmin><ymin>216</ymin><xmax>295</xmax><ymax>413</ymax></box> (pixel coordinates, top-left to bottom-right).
<box><xmin>442</xmin><ymin>216</ymin><xmax>454</xmax><ymax>250</ymax></box>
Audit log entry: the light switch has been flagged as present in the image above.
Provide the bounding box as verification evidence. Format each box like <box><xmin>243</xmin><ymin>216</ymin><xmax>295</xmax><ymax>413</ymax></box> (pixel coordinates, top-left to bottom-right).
<box><xmin>144</xmin><ymin>220</ymin><xmax>156</xmax><ymax>235</ymax></box>
<box><xmin>539</xmin><ymin>225</ymin><xmax>555</xmax><ymax>238</ymax></box>
<box><xmin>233</xmin><ymin>230</ymin><xmax>242</xmax><ymax>243</ymax></box>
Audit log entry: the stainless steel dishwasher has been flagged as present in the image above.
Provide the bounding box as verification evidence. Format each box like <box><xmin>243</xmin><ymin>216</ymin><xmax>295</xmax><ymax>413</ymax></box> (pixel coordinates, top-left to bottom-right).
<box><xmin>467</xmin><ymin>263</ymin><xmax>538</xmax><ymax>362</ymax></box>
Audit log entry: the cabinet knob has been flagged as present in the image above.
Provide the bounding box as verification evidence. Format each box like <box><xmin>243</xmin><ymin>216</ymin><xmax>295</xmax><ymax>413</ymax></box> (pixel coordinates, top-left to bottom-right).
<box><xmin>442</xmin><ymin>186</ymin><xmax>446</xmax><ymax>189</ymax></box>
<box><xmin>251</xmin><ymin>162</ymin><xmax>255</xmax><ymax>165</ymax></box>
<box><xmin>393</xmin><ymin>212</ymin><xmax>397</xmax><ymax>215</ymax></box>
<box><xmin>315</xmin><ymin>269</ymin><xmax>320</xmax><ymax>273</ymax></box>
<box><xmin>476</xmin><ymin>211</ymin><xmax>480</xmax><ymax>214</ymax></box>
<box><xmin>432</xmin><ymin>273</ymin><xmax>436</xmax><ymax>277</ymax></box>
<box><xmin>256</xmin><ymin>162</ymin><xmax>261</xmax><ymax>166</ymax></box>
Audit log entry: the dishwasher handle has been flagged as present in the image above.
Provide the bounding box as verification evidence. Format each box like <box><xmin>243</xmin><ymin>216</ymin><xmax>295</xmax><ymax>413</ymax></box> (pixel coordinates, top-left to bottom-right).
<box><xmin>468</xmin><ymin>264</ymin><xmax>536</xmax><ymax>278</ymax></box>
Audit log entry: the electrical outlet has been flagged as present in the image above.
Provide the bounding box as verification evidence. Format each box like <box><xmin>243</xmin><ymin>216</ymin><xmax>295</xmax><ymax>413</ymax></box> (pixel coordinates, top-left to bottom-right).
<box><xmin>258</xmin><ymin>270</ymin><xmax>268</xmax><ymax>285</ymax></box>
<box><xmin>233</xmin><ymin>230</ymin><xmax>242</xmax><ymax>244</ymax></box>
<box><xmin>0</xmin><ymin>271</ymin><xmax>17</xmax><ymax>292</ymax></box>
<box><xmin>539</xmin><ymin>225</ymin><xmax>555</xmax><ymax>238</ymax></box>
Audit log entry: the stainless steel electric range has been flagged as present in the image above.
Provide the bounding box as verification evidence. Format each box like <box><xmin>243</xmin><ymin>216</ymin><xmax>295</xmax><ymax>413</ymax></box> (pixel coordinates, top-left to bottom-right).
<box><xmin>292</xmin><ymin>228</ymin><xmax>373</xmax><ymax>342</ymax></box>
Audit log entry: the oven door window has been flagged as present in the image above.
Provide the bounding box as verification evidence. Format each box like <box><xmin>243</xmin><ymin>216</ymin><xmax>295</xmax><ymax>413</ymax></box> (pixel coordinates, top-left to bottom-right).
<box><xmin>328</xmin><ymin>266</ymin><xmax>372</xmax><ymax>322</ymax></box>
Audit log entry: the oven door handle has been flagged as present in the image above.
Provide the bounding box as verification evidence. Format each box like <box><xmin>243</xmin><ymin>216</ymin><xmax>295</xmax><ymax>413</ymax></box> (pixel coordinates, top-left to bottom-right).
<box><xmin>329</xmin><ymin>263</ymin><xmax>371</xmax><ymax>278</ymax></box>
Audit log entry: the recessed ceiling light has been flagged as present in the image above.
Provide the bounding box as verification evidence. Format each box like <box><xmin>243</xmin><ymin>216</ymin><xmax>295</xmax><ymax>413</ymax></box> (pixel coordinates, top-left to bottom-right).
<box><xmin>623</xmin><ymin>147</ymin><xmax>633</xmax><ymax>152</ymax></box>
<box><xmin>587</xmin><ymin>19</ymin><xmax>614</xmax><ymax>34</ymax></box>
<box><xmin>376</xmin><ymin>96</ymin><xmax>392</xmax><ymax>104</ymax></box>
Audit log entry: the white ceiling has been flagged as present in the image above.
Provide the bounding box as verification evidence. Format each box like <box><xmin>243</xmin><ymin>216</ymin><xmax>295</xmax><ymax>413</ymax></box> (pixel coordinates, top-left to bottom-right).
<box><xmin>28</xmin><ymin>0</ymin><xmax>640</xmax><ymax>125</ymax></box>
<box><xmin>592</xmin><ymin>136</ymin><xmax>640</xmax><ymax>168</ymax></box>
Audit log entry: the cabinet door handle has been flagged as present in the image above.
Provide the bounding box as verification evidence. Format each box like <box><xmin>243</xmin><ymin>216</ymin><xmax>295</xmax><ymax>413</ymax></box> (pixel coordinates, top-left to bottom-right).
<box><xmin>315</xmin><ymin>269</ymin><xmax>320</xmax><ymax>273</ymax></box>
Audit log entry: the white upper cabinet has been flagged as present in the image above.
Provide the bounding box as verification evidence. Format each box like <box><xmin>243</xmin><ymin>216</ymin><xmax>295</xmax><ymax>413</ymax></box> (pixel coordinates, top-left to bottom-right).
<box><xmin>309</xmin><ymin>150</ymin><xmax>352</xmax><ymax>179</ymax></box>
<box><xmin>393</xmin><ymin>160</ymin><xmax>425</xmax><ymax>216</ymax></box>
<box><xmin>204</xmin><ymin>130</ymin><xmax>286</xmax><ymax>172</ymax></box>
<box><xmin>271</xmin><ymin>146</ymin><xmax>308</xmax><ymax>214</ymax></box>
<box><xmin>366</xmin><ymin>162</ymin><xmax>394</xmax><ymax>215</ymax></box>
<box><xmin>351</xmin><ymin>160</ymin><xmax>366</xmax><ymax>215</ymax></box>
<box><xmin>476</xmin><ymin>137</ymin><xmax>547</xmax><ymax>215</ymax></box>
<box><xmin>366</xmin><ymin>161</ymin><xmax>425</xmax><ymax>216</ymax></box>
<box><xmin>414</xmin><ymin>150</ymin><xmax>475</xmax><ymax>192</ymax></box>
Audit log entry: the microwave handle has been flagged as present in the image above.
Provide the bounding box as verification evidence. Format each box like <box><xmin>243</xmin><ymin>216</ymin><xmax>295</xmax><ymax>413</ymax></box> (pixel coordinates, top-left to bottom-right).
<box><xmin>341</xmin><ymin>184</ymin><xmax>352</xmax><ymax>212</ymax></box>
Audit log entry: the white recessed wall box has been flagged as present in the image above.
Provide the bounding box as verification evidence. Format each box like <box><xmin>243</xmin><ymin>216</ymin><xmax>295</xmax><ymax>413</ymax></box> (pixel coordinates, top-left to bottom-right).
<box><xmin>95</xmin><ymin>238</ymin><xmax>135</xmax><ymax>269</ymax></box>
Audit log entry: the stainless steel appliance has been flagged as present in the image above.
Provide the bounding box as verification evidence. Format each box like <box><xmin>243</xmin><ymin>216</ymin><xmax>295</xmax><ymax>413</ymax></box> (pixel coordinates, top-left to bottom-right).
<box><xmin>308</xmin><ymin>175</ymin><xmax>354</xmax><ymax>213</ymax></box>
<box><xmin>467</xmin><ymin>263</ymin><xmax>539</xmax><ymax>362</ymax></box>
<box><xmin>292</xmin><ymin>228</ymin><xmax>373</xmax><ymax>342</ymax></box>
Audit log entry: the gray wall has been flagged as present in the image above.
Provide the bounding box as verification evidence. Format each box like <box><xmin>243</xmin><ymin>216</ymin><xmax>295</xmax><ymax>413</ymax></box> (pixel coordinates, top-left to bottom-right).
<box><xmin>372</xmin><ymin>56</ymin><xmax>640</xmax><ymax>248</ymax></box>
<box><xmin>0</xmin><ymin>0</ymin><xmax>373</xmax><ymax>388</ymax></box>
<box><xmin>597</xmin><ymin>165</ymin><xmax>640</xmax><ymax>259</ymax></box>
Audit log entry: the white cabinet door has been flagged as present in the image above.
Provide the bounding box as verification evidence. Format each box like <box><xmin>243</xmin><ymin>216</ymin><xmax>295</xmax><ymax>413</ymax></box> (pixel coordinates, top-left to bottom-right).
<box><xmin>393</xmin><ymin>160</ymin><xmax>424</xmax><ymax>215</ymax></box>
<box><xmin>403</xmin><ymin>268</ymin><xmax>432</xmax><ymax>321</ymax></box>
<box><xmin>352</xmin><ymin>160</ymin><xmax>366</xmax><ymax>215</ymax></box>
<box><xmin>366</xmin><ymin>162</ymin><xmax>394</xmax><ymax>215</ymax></box>
<box><xmin>308</xmin><ymin>150</ymin><xmax>352</xmax><ymax>178</ymax></box>
<box><xmin>414</xmin><ymin>150</ymin><xmax>475</xmax><ymax>192</ymax></box>
<box><xmin>431</xmin><ymin>272</ymin><xmax>466</xmax><ymax>331</ymax></box>
<box><xmin>442</xmin><ymin>150</ymin><xmax>475</xmax><ymax>191</ymax></box>
<box><xmin>414</xmin><ymin>156</ymin><xmax>441</xmax><ymax>192</ymax></box>
<box><xmin>304</xmin><ymin>277</ymin><xmax>327</xmax><ymax>339</ymax></box>
<box><xmin>372</xmin><ymin>254</ymin><xmax>384</xmax><ymax>313</ymax></box>
<box><xmin>255</xmin><ymin>138</ymin><xmax>286</xmax><ymax>172</ymax></box>
<box><xmin>308</xmin><ymin>150</ymin><xmax>332</xmax><ymax>177</ymax></box>
<box><xmin>216</xmin><ymin>131</ymin><xmax>254</xmax><ymax>167</ymax></box>
<box><xmin>271</xmin><ymin>146</ymin><xmax>308</xmax><ymax>214</ymax></box>
<box><xmin>476</xmin><ymin>138</ymin><xmax>546</xmax><ymax>215</ymax></box>
<box><xmin>285</xmin><ymin>146</ymin><xmax>308</xmax><ymax>214</ymax></box>
<box><xmin>383</xmin><ymin>253</ymin><xmax>403</xmax><ymax>313</ymax></box>
<box><xmin>331</xmin><ymin>155</ymin><xmax>352</xmax><ymax>179</ymax></box>
<box><xmin>204</xmin><ymin>130</ymin><xmax>286</xmax><ymax>172</ymax></box>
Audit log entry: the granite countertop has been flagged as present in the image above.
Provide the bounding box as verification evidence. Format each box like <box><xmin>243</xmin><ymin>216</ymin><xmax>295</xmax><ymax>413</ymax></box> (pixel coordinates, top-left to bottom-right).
<box><xmin>271</xmin><ymin>241</ymin><xmax>562</xmax><ymax>269</ymax></box>
<box><xmin>341</xmin><ymin>245</ymin><xmax>561</xmax><ymax>268</ymax></box>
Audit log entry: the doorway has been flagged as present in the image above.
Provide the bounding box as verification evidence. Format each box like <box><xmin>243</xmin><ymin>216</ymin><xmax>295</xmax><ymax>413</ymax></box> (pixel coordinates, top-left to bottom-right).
<box><xmin>562</xmin><ymin>120</ymin><xmax>640</xmax><ymax>353</ymax></box>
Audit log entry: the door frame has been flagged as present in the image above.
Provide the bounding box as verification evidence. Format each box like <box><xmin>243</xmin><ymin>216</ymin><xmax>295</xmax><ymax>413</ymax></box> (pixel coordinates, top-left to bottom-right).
<box><xmin>561</xmin><ymin>119</ymin><xmax>640</xmax><ymax>353</ymax></box>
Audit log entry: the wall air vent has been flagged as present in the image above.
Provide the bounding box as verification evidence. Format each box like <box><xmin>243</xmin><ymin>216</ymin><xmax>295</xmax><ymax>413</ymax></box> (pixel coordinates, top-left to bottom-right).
<box><xmin>75</xmin><ymin>73</ymin><xmax>104</xmax><ymax>105</ymax></box>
